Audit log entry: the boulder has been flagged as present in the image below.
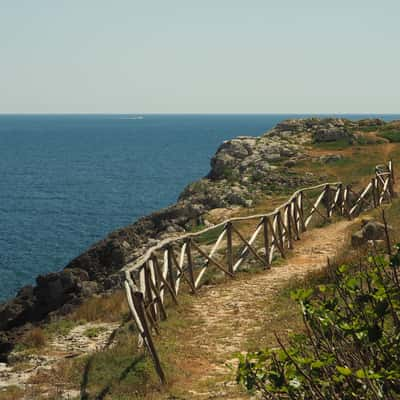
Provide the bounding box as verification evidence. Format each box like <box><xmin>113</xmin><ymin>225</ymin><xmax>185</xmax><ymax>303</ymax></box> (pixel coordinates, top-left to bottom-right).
<box><xmin>226</xmin><ymin>192</ymin><xmax>248</xmax><ymax>207</ymax></box>
<box><xmin>314</xmin><ymin>128</ymin><xmax>352</xmax><ymax>143</ymax></box>
<box><xmin>351</xmin><ymin>230</ymin><xmax>366</xmax><ymax>247</ymax></box>
<box><xmin>319</xmin><ymin>154</ymin><xmax>343</xmax><ymax>164</ymax></box>
<box><xmin>358</xmin><ymin>118</ymin><xmax>384</xmax><ymax>127</ymax></box>
<box><xmin>362</xmin><ymin>221</ymin><xmax>390</xmax><ymax>241</ymax></box>
<box><xmin>80</xmin><ymin>281</ymin><xmax>99</xmax><ymax>298</ymax></box>
<box><xmin>209</xmin><ymin>153</ymin><xmax>236</xmax><ymax>179</ymax></box>
<box><xmin>284</xmin><ymin>160</ymin><xmax>296</xmax><ymax>168</ymax></box>
<box><xmin>219</xmin><ymin>139</ymin><xmax>250</xmax><ymax>158</ymax></box>
<box><xmin>104</xmin><ymin>272</ymin><xmax>125</xmax><ymax>290</ymax></box>
<box><xmin>351</xmin><ymin>220</ymin><xmax>391</xmax><ymax>247</ymax></box>
<box><xmin>275</xmin><ymin>119</ymin><xmax>306</xmax><ymax>132</ymax></box>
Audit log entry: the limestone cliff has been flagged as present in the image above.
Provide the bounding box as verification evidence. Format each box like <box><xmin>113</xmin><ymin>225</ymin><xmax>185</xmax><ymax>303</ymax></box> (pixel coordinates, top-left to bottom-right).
<box><xmin>0</xmin><ymin>117</ymin><xmax>391</xmax><ymax>357</ymax></box>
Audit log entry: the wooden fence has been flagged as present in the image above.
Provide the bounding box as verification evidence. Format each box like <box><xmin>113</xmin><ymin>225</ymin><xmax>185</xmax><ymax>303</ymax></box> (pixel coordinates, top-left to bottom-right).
<box><xmin>123</xmin><ymin>161</ymin><xmax>395</xmax><ymax>383</ymax></box>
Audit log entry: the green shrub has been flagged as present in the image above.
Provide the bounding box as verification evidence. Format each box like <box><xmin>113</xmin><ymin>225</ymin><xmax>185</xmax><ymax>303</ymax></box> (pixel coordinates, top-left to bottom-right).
<box><xmin>222</xmin><ymin>166</ymin><xmax>239</xmax><ymax>182</ymax></box>
<box><xmin>83</xmin><ymin>326</ymin><xmax>106</xmax><ymax>338</ymax></box>
<box><xmin>44</xmin><ymin>319</ymin><xmax>78</xmax><ymax>337</ymax></box>
<box><xmin>237</xmin><ymin>244</ymin><xmax>400</xmax><ymax>399</ymax></box>
<box><xmin>313</xmin><ymin>138</ymin><xmax>352</xmax><ymax>150</ymax></box>
<box><xmin>378</xmin><ymin>129</ymin><xmax>400</xmax><ymax>143</ymax></box>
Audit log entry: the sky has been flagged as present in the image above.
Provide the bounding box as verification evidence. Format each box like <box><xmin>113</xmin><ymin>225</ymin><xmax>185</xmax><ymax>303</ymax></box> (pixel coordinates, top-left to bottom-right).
<box><xmin>0</xmin><ymin>0</ymin><xmax>399</xmax><ymax>114</ymax></box>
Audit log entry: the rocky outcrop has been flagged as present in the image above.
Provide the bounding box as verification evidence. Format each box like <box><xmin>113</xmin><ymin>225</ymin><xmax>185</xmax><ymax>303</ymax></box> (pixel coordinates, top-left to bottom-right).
<box><xmin>0</xmin><ymin>117</ymin><xmax>389</xmax><ymax>357</ymax></box>
<box><xmin>319</xmin><ymin>154</ymin><xmax>343</xmax><ymax>164</ymax></box>
<box><xmin>358</xmin><ymin>118</ymin><xmax>385</xmax><ymax>127</ymax></box>
<box><xmin>351</xmin><ymin>219</ymin><xmax>392</xmax><ymax>247</ymax></box>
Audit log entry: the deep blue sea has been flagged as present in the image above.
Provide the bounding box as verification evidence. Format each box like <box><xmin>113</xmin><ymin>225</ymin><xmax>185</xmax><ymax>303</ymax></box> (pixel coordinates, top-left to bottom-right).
<box><xmin>1</xmin><ymin>114</ymin><xmax>399</xmax><ymax>301</ymax></box>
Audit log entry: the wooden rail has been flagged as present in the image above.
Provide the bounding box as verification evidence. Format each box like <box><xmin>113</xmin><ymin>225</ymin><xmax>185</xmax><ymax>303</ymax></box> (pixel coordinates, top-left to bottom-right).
<box><xmin>123</xmin><ymin>161</ymin><xmax>395</xmax><ymax>383</ymax></box>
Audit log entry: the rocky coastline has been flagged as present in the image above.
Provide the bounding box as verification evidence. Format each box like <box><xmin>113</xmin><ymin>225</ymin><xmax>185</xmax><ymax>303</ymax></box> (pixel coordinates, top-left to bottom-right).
<box><xmin>0</xmin><ymin>116</ymin><xmax>389</xmax><ymax>358</ymax></box>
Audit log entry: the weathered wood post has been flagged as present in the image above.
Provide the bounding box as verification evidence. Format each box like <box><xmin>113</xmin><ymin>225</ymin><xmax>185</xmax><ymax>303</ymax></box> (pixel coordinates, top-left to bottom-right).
<box><xmin>285</xmin><ymin>205</ymin><xmax>293</xmax><ymax>249</ymax></box>
<box><xmin>131</xmin><ymin>289</ymin><xmax>166</xmax><ymax>384</ymax></box>
<box><xmin>325</xmin><ymin>184</ymin><xmax>331</xmax><ymax>218</ymax></box>
<box><xmin>147</xmin><ymin>259</ymin><xmax>168</xmax><ymax>321</ymax></box>
<box><xmin>268</xmin><ymin>214</ymin><xmax>285</xmax><ymax>259</ymax></box>
<box><xmin>345</xmin><ymin>185</ymin><xmax>352</xmax><ymax>219</ymax></box>
<box><xmin>262</xmin><ymin>216</ymin><xmax>270</xmax><ymax>268</ymax></box>
<box><xmin>291</xmin><ymin>198</ymin><xmax>300</xmax><ymax>240</ymax></box>
<box><xmin>371</xmin><ymin>178</ymin><xmax>378</xmax><ymax>208</ymax></box>
<box><xmin>185</xmin><ymin>239</ymin><xmax>196</xmax><ymax>293</ymax></box>
<box><xmin>336</xmin><ymin>184</ymin><xmax>343</xmax><ymax>216</ymax></box>
<box><xmin>298</xmin><ymin>191</ymin><xmax>306</xmax><ymax>232</ymax></box>
<box><xmin>167</xmin><ymin>246</ymin><xmax>176</xmax><ymax>297</ymax></box>
<box><xmin>144</xmin><ymin>262</ymin><xmax>157</xmax><ymax>321</ymax></box>
<box><xmin>226</xmin><ymin>222</ymin><xmax>233</xmax><ymax>274</ymax></box>
<box><xmin>276</xmin><ymin>212</ymin><xmax>285</xmax><ymax>254</ymax></box>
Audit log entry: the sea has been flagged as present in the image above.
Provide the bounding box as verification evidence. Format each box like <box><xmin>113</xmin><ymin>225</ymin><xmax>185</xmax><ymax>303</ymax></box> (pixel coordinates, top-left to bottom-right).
<box><xmin>1</xmin><ymin>114</ymin><xmax>399</xmax><ymax>301</ymax></box>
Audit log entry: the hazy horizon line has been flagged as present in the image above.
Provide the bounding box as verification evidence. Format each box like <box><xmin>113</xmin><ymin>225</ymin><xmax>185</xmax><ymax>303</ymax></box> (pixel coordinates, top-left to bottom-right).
<box><xmin>1</xmin><ymin>112</ymin><xmax>399</xmax><ymax>116</ymax></box>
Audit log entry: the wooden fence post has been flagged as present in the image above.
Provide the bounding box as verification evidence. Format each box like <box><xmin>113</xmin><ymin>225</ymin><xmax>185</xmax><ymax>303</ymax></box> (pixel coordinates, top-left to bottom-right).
<box><xmin>226</xmin><ymin>222</ymin><xmax>233</xmax><ymax>274</ymax></box>
<box><xmin>298</xmin><ymin>191</ymin><xmax>306</xmax><ymax>232</ymax></box>
<box><xmin>291</xmin><ymin>199</ymin><xmax>300</xmax><ymax>240</ymax></box>
<box><xmin>371</xmin><ymin>178</ymin><xmax>377</xmax><ymax>208</ymax></box>
<box><xmin>263</xmin><ymin>217</ymin><xmax>270</xmax><ymax>268</ymax></box>
<box><xmin>144</xmin><ymin>262</ymin><xmax>157</xmax><ymax>321</ymax></box>
<box><xmin>285</xmin><ymin>205</ymin><xmax>293</xmax><ymax>249</ymax></box>
<box><xmin>335</xmin><ymin>184</ymin><xmax>343</xmax><ymax>216</ymax></box>
<box><xmin>131</xmin><ymin>290</ymin><xmax>166</xmax><ymax>384</ymax></box>
<box><xmin>276</xmin><ymin>212</ymin><xmax>285</xmax><ymax>253</ymax></box>
<box><xmin>167</xmin><ymin>246</ymin><xmax>176</xmax><ymax>298</ymax></box>
<box><xmin>325</xmin><ymin>184</ymin><xmax>331</xmax><ymax>218</ymax></box>
<box><xmin>153</xmin><ymin>255</ymin><xmax>178</xmax><ymax>306</ymax></box>
<box><xmin>185</xmin><ymin>239</ymin><xmax>196</xmax><ymax>293</ymax></box>
<box><xmin>345</xmin><ymin>185</ymin><xmax>352</xmax><ymax>219</ymax></box>
<box><xmin>268</xmin><ymin>214</ymin><xmax>285</xmax><ymax>259</ymax></box>
<box><xmin>147</xmin><ymin>260</ymin><xmax>167</xmax><ymax>321</ymax></box>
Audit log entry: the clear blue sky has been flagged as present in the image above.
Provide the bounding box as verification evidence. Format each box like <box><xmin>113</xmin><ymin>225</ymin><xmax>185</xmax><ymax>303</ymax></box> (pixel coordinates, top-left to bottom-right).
<box><xmin>1</xmin><ymin>0</ymin><xmax>399</xmax><ymax>113</ymax></box>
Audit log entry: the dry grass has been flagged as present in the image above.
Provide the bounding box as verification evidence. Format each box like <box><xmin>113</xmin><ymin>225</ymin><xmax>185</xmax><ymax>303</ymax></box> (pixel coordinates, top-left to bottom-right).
<box><xmin>21</xmin><ymin>327</ymin><xmax>46</xmax><ymax>349</ymax></box>
<box><xmin>0</xmin><ymin>386</ymin><xmax>24</xmax><ymax>400</ymax></box>
<box><xmin>295</xmin><ymin>141</ymin><xmax>400</xmax><ymax>188</ymax></box>
<box><xmin>27</xmin><ymin>361</ymin><xmax>77</xmax><ymax>398</ymax></box>
<box><xmin>71</xmin><ymin>289</ymin><xmax>129</xmax><ymax>323</ymax></box>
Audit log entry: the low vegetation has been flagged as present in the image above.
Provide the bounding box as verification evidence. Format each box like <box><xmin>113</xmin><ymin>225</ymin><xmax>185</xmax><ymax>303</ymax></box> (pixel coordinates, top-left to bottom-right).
<box><xmin>45</xmin><ymin>318</ymin><xmax>78</xmax><ymax>337</ymax></box>
<box><xmin>0</xmin><ymin>386</ymin><xmax>24</xmax><ymax>400</ymax></box>
<box><xmin>19</xmin><ymin>327</ymin><xmax>46</xmax><ymax>350</ymax></box>
<box><xmin>237</xmin><ymin>215</ymin><xmax>400</xmax><ymax>399</ymax></box>
<box><xmin>71</xmin><ymin>289</ymin><xmax>129</xmax><ymax>323</ymax></box>
<box><xmin>379</xmin><ymin>128</ymin><xmax>400</xmax><ymax>143</ymax></box>
<box><xmin>83</xmin><ymin>326</ymin><xmax>107</xmax><ymax>339</ymax></box>
<box><xmin>348</xmin><ymin>120</ymin><xmax>400</xmax><ymax>143</ymax></box>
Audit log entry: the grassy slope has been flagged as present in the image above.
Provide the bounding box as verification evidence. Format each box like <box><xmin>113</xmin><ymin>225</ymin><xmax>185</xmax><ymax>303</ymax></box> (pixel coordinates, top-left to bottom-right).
<box><xmin>3</xmin><ymin>136</ymin><xmax>400</xmax><ymax>400</ymax></box>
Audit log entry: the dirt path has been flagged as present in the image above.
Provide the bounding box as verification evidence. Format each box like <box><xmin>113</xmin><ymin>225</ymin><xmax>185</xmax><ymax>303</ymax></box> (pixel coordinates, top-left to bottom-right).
<box><xmin>172</xmin><ymin>219</ymin><xmax>356</xmax><ymax>399</ymax></box>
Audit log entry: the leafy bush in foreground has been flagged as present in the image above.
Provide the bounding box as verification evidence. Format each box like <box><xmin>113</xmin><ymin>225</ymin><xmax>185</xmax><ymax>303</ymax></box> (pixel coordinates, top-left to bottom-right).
<box><xmin>237</xmin><ymin>245</ymin><xmax>400</xmax><ymax>399</ymax></box>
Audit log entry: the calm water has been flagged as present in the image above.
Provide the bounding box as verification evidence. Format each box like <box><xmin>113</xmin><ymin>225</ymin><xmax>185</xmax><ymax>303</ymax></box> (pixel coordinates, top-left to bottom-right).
<box><xmin>1</xmin><ymin>114</ymin><xmax>399</xmax><ymax>301</ymax></box>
